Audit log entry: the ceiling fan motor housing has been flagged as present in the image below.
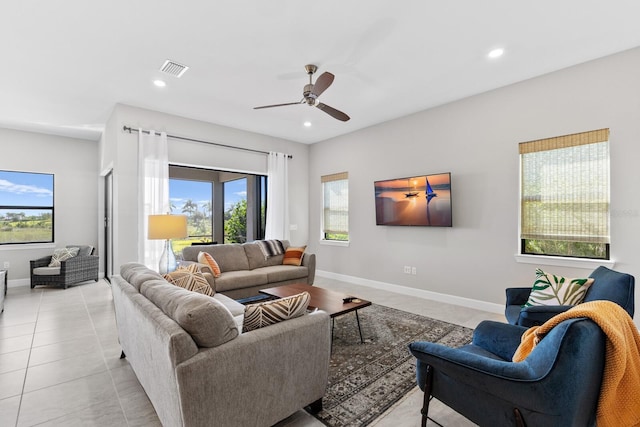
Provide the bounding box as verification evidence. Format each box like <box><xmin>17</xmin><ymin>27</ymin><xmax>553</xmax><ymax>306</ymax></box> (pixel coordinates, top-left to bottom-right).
<box><xmin>303</xmin><ymin>84</ymin><xmax>318</xmax><ymax>105</ymax></box>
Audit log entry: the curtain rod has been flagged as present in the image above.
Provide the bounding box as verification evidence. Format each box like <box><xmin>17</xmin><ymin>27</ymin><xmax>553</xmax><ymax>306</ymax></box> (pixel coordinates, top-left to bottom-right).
<box><xmin>122</xmin><ymin>126</ymin><xmax>292</xmax><ymax>159</ymax></box>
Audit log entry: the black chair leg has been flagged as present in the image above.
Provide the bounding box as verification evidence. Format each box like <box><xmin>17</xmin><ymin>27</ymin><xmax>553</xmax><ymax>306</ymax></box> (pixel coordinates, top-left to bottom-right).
<box><xmin>421</xmin><ymin>364</ymin><xmax>434</xmax><ymax>427</ymax></box>
<box><xmin>514</xmin><ymin>408</ymin><xmax>527</xmax><ymax>427</ymax></box>
<box><xmin>307</xmin><ymin>398</ymin><xmax>322</xmax><ymax>414</ymax></box>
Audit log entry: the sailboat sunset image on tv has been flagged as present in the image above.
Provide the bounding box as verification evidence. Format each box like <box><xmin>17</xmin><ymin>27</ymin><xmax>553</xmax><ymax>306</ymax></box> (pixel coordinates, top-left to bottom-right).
<box><xmin>374</xmin><ymin>172</ymin><xmax>452</xmax><ymax>227</ymax></box>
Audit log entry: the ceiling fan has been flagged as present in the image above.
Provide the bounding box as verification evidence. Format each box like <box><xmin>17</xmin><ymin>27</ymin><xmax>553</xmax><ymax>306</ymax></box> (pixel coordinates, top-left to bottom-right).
<box><xmin>254</xmin><ymin>64</ymin><xmax>350</xmax><ymax>122</ymax></box>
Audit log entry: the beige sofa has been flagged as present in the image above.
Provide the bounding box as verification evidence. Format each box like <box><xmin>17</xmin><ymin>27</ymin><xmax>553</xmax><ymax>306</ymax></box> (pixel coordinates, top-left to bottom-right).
<box><xmin>112</xmin><ymin>263</ymin><xmax>331</xmax><ymax>427</ymax></box>
<box><xmin>181</xmin><ymin>240</ymin><xmax>315</xmax><ymax>299</ymax></box>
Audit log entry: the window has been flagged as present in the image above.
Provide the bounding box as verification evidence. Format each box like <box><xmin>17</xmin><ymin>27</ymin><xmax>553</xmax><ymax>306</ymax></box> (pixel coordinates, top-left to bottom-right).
<box><xmin>321</xmin><ymin>172</ymin><xmax>349</xmax><ymax>242</ymax></box>
<box><xmin>168</xmin><ymin>166</ymin><xmax>267</xmax><ymax>254</ymax></box>
<box><xmin>0</xmin><ymin>170</ymin><xmax>54</xmax><ymax>244</ymax></box>
<box><xmin>224</xmin><ymin>178</ymin><xmax>247</xmax><ymax>243</ymax></box>
<box><xmin>169</xmin><ymin>178</ymin><xmax>213</xmax><ymax>256</ymax></box>
<box><xmin>519</xmin><ymin>128</ymin><xmax>610</xmax><ymax>259</ymax></box>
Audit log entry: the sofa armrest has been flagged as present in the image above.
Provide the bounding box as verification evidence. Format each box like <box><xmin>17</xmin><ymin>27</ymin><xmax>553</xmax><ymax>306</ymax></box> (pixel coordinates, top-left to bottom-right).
<box><xmin>175</xmin><ymin>310</ymin><xmax>330</xmax><ymax>426</ymax></box>
<box><xmin>60</xmin><ymin>254</ymin><xmax>99</xmax><ymax>273</ymax></box>
<box><xmin>302</xmin><ymin>252</ymin><xmax>316</xmax><ymax>284</ymax></box>
<box><xmin>472</xmin><ymin>320</ymin><xmax>528</xmax><ymax>361</ymax></box>
<box><xmin>517</xmin><ymin>305</ymin><xmax>571</xmax><ymax>327</ymax></box>
<box><xmin>30</xmin><ymin>256</ymin><xmax>52</xmax><ymax>271</ymax></box>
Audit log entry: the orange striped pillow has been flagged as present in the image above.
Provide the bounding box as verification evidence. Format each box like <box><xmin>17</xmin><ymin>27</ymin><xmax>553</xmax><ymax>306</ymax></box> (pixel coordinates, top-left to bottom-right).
<box><xmin>282</xmin><ymin>246</ymin><xmax>306</xmax><ymax>266</ymax></box>
<box><xmin>197</xmin><ymin>251</ymin><xmax>221</xmax><ymax>278</ymax></box>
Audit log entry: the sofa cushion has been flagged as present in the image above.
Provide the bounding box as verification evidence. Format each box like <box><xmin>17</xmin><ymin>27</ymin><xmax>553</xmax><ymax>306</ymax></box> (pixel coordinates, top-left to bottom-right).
<box><xmin>215</xmin><ymin>270</ymin><xmax>269</xmax><ymax>293</ymax></box>
<box><xmin>244</xmin><ymin>243</ymin><xmax>285</xmax><ymax>270</ymax></box>
<box><xmin>242</xmin><ymin>291</ymin><xmax>310</xmax><ymax>332</ymax></box>
<box><xmin>255</xmin><ymin>265</ymin><xmax>309</xmax><ymax>283</ymax></box>
<box><xmin>33</xmin><ymin>266</ymin><xmax>61</xmax><ymax>276</ymax></box>
<box><xmin>197</xmin><ymin>244</ymin><xmax>250</xmax><ymax>272</ymax></box>
<box><xmin>525</xmin><ymin>268</ymin><xmax>594</xmax><ymax>307</ymax></box>
<box><xmin>164</xmin><ymin>264</ymin><xmax>214</xmax><ymax>296</ymax></box>
<box><xmin>283</xmin><ymin>246</ymin><xmax>306</xmax><ymax>266</ymax></box>
<box><xmin>49</xmin><ymin>247</ymin><xmax>79</xmax><ymax>267</ymax></box>
<box><xmin>198</xmin><ymin>251</ymin><xmax>221</xmax><ymax>277</ymax></box>
<box><xmin>141</xmin><ymin>280</ymin><xmax>238</xmax><ymax>348</ymax></box>
<box><xmin>66</xmin><ymin>244</ymin><xmax>93</xmax><ymax>257</ymax></box>
<box><xmin>121</xmin><ymin>262</ymin><xmax>164</xmax><ymax>292</ymax></box>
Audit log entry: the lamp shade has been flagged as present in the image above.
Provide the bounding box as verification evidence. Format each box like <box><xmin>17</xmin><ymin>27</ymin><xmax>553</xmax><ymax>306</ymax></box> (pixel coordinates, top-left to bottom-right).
<box><xmin>148</xmin><ymin>214</ymin><xmax>188</xmax><ymax>240</ymax></box>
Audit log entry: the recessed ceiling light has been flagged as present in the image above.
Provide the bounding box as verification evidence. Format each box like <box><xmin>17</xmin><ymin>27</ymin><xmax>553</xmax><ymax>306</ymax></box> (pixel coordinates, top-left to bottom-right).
<box><xmin>303</xmin><ymin>121</ymin><xmax>312</xmax><ymax>127</ymax></box>
<box><xmin>488</xmin><ymin>48</ymin><xmax>505</xmax><ymax>59</ymax></box>
<box><xmin>153</xmin><ymin>79</ymin><xmax>166</xmax><ymax>87</ymax></box>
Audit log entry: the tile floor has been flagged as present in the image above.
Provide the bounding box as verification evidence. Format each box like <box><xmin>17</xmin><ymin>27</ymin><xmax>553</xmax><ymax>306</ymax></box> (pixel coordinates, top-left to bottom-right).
<box><xmin>0</xmin><ymin>276</ymin><xmax>505</xmax><ymax>427</ymax></box>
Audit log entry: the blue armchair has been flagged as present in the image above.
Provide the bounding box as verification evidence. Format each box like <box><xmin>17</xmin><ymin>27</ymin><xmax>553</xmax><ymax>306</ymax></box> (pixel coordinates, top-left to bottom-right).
<box><xmin>409</xmin><ymin>318</ymin><xmax>606</xmax><ymax>427</ymax></box>
<box><xmin>505</xmin><ymin>266</ymin><xmax>635</xmax><ymax>327</ymax></box>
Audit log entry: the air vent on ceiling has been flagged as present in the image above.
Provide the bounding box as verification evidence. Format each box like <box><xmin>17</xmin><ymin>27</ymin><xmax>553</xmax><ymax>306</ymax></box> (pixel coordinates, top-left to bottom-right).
<box><xmin>159</xmin><ymin>60</ymin><xmax>189</xmax><ymax>78</ymax></box>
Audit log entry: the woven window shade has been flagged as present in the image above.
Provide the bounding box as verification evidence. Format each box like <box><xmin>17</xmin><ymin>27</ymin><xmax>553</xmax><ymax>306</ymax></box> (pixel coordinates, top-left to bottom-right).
<box><xmin>322</xmin><ymin>172</ymin><xmax>349</xmax><ymax>235</ymax></box>
<box><xmin>520</xmin><ymin>129</ymin><xmax>610</xmax><ymax>244</ymax></box>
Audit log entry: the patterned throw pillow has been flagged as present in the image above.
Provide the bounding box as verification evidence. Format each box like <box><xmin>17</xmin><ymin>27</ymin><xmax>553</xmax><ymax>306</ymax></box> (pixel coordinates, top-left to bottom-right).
<box><xmin>282</xmin><ymin>246</ymin><xmax>306</xmax><ymax>266</ymax></box>
<box><xmin>524</xmin><ymin>268</ymin><xmax>594</xmax><ymax>307</ymax></box>
<box><xmin>256</xmin><ymin>239</ymin><xmax>285</xmax><ymax>259</ymax></box>
<box><xmin>48</xmin><ymin>247</ymin><xmax>79</xmax><ymax>267</ymax></box>
<box><xmin>163</xmin><ymin>264</ymin><xmax>214</xmax><ymax>296</ymax></box>
<box><xmin>242</xmin><ymin>291</ymin><xmax>310</xmax><ymax>332</ymax></box>
<box><xmin>197</xmin><ymin>251</ymin><xmax>221</xmax><ymax>278</ymax></box>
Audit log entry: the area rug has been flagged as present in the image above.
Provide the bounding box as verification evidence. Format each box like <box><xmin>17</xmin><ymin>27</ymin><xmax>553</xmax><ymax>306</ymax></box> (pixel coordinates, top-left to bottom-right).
<box><xmin>310</xmin><ymin>304</ymin><xmax>473</xmax><ymax>427</ymax></box>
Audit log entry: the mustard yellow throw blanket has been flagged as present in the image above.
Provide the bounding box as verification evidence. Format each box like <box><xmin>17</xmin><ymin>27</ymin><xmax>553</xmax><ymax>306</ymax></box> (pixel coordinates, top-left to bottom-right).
<box><xmin>513</xmin><ymin>300</ymin><xmax>640</xmax><ymax>427</ymax></box>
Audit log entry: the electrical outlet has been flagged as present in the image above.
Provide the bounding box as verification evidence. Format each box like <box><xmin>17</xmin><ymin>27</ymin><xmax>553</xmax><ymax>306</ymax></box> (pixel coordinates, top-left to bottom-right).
<box><xmin>411</xmin><ymin>267</ymin><xmax>417</xmax><ymax>275</ymax></box>
<box><xmin>403</xmin><ymin>266</ymin><xmax>411</xmax><ymax>274</ymax></box>
<box><xmin>3</xmin><ymin>261</ymin><xmax>9</xmax><ymax>269</ymax></box>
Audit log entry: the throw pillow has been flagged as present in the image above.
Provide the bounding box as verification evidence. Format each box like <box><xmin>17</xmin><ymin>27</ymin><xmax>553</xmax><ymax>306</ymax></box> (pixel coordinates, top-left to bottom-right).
<box><xmin>164</xmin><ymin>264</ymin><xmax>214</xmax><ymax>296</ymax></box>
<box><xmin>256</xmin><ymin>239</ymin><xmax>285</xmax><ymax>259</ymax></box>
<box><xmin>197</xmin><ymin>251</ymin><xmax>221</xmax><ymax>278</ymax></box>
<box><xmin>242</xmin><ymin>291</ymin><xmax>310</xmax><ymax>332</ymax></box>
<box><xmin>48</xmin><ymin>247</ymin><xmax>79</xmax><ymax>267</ymax></box>
<box><xmin>524</xmin><ymin>268</ymin><xmax>594</xmax><ymax>307</ymax></box>
<box><xmin>282</xmin><ymin>246</ymin><xmax>306</xmax><ymax>266</ymax></box>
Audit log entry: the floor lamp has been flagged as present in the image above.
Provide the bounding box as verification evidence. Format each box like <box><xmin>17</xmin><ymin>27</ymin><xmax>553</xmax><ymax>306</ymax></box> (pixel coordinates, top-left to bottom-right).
<box><xmin>148</xmin><ymin>214</ymin><xmax>188</xmax><ymax>274</ymax></box>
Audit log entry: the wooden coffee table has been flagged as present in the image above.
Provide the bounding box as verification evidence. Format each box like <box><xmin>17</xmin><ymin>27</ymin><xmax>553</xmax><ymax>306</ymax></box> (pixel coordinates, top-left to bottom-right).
<box><xmin>260</xmin><ymin>283</ymin><xmax>372</xmax><ymax>343</ymax></box>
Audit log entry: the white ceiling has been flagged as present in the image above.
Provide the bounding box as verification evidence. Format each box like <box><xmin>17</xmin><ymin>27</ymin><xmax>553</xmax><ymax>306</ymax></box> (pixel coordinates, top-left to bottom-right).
<box><xmin>2</xmin><ymin>1</ymin><xmax>640</xmax><ymax>144</ymax></box>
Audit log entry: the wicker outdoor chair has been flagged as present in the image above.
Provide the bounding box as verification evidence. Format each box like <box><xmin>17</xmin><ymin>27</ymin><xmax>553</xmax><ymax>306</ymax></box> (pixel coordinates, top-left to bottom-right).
<box><xmin>30</xmin><ymin>245</ymin><xmax>99</xmax><ymax>289</ymax></box>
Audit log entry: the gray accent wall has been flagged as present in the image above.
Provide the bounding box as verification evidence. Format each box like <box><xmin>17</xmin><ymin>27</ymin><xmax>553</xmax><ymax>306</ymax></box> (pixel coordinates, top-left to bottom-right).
<box><xmin>0</xmin><ymin>128</ymin><xmax>99</xmax><ymax>283</ymax></box>
<box><xmin>308</xmin><ymin>46</ymin><xmax>640</xmax><ymax>321</ymax></box>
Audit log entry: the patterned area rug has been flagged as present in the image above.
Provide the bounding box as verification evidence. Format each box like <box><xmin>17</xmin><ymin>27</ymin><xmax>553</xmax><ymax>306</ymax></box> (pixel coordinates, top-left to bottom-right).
<box><xmin>310</xmin><ymin>304</ymin><xmax>473</xmax><ymax>427</ymax></box>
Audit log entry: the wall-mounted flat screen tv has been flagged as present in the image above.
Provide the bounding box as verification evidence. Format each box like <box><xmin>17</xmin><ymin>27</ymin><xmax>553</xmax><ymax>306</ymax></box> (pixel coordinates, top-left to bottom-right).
<box><xmin>374</xmin><ymin>172</ymin><xmax>452</xmax><ymax>227</ymax></box>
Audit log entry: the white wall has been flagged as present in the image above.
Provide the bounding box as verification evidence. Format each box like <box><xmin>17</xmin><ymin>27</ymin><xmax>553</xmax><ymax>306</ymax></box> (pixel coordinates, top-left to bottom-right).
<box><xmin>100</xmin><ymin>104</ymin><xmax>311</xmax><ymax>271</ymax></box>
<box><xmin>0</xmin><ymin>128</ymin><xmax>99</xmax><ymax>283</ymax></box>
<box><xmin>309</xmin><ymin>47</ymin><xmax>640</xmax><ymax>321</ymax></box>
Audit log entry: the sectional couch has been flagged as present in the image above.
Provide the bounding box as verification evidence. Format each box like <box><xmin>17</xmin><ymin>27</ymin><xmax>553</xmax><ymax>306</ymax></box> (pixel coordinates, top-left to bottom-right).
<box><xmin>112</xmin><ymin>262</ymin><xmax>331</xmax><ymax>427</ymax></box>
<box><xmin>181</xmin><ymin>240</ymin><xmax>315</xmax><ymax>299</ymax></box>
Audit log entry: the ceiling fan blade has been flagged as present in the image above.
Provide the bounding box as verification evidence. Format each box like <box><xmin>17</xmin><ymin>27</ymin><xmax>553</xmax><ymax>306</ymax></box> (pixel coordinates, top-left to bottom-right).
<box><xmin>316</xmin><ymin>103</ymin><xmax>350</xmax><ymax>122</ymax></box>
<box><xmin>311</xmin><ymin>72</ymin><xmax>334</xmax><ymax>97</ymax></box>
<box><xmin>254</xmin><ymin>100</ymin><xmax>303</xmax><ymax>110</ymax></box>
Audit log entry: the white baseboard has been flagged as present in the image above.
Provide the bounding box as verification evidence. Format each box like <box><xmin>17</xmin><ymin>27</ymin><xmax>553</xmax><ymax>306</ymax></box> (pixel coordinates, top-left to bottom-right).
<box><xmin>7</xmin><ymin>278</ymin><xmax>30</xmax><ymax>288</ymax></box>
<box><xmin>316</xmin><ymin>270</ymin><xmax>504</xmax><ymax>315</ymax></box>
<box><xmin>7</xmin><ymin>272</ymin><xmax>106</xmax><ymax>288</ymax></box>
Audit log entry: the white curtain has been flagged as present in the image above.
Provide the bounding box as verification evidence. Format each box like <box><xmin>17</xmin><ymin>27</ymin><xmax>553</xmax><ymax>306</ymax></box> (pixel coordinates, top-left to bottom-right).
<box><xmin>138</xmin><ymin>129</ymin><xmax>170</xmax><ymax>268</ymax></box>
<box><xmin>265</xmin><ymin>152</ymin><xmax>290</xmax><ymax>241</ymax></box>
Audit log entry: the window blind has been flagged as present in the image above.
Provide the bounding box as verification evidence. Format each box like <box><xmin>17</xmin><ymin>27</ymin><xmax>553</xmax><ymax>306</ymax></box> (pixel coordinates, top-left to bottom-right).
<box><xmin>321</xmin><ymin>172</ymin><xmax>349</xmax><ymax>236</ymax></box>
<box><xmin>520</xmin><ymin>128</ymin><xmax>610</xmax><ymax>244</ymax></box>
